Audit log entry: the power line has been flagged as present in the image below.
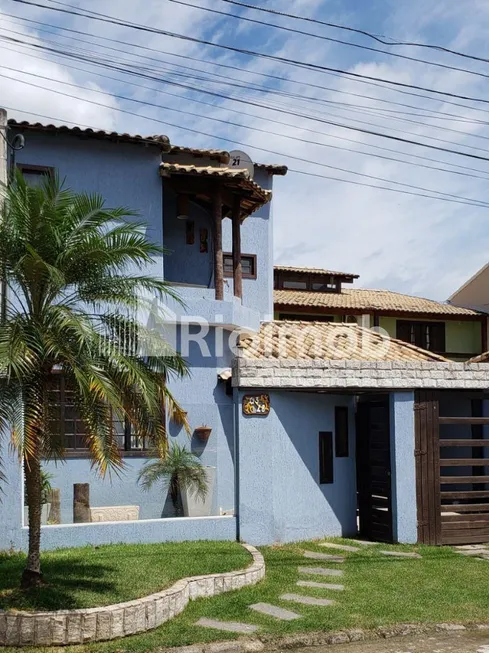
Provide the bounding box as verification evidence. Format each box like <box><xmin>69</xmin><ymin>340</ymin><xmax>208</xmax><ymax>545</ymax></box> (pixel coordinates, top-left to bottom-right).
<box><xmin>3</xmin><ymin>32</ymin><xmax>489</xmax><ymax>164</ymax></box>
<box><xmin>5</xmin><ymin>10</ymin><xmax>489</xmax><ymax>124</ymax></box>
<box><xmin>4</xmin><ymin>59</ymin><xmax>489</xmax><ymax>186</ymax></box>
<box><xmin>3</xmin><ymin>71</ymin><xmax>489</xmax><ymax>209</ymax></box>
<box><xmin>4</xmin><ymin>104</ymin><xmax>488</xmax><ymax>210</ymax></box>
<box><xmin>5</xmin><ymin>37</ymin><xmax>488</xmax><ymax>181</ymax></box>
<box><xmin>171</xmin><ymin>0</ymin><xmax>489</xmax><ymax>82</ymax></box>
<box><xmin>215</xmin><ymin>0</ymin><xmax>489</xmax><ymax>66</ymax></box>
<box><xmin>7</xmin><ymin>0</ymin><xmax>489</xmax><ymax>108</ymax></box>
<box><xmin>5</xmin><ymin>25</ymin><xmax>489</xmax><ymax>149</ymax></box>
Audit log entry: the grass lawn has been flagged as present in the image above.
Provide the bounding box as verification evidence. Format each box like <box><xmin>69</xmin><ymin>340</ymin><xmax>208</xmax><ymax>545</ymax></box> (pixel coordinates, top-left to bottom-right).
<box><xmin>3</xmin><ymin>538</ymin><xmax>489</xmax><ymax>653</ymax></box>
<box><xmin>0</xmin><ymin>541</ymin><xmax>250</xmax><ymax>611</ymax></box>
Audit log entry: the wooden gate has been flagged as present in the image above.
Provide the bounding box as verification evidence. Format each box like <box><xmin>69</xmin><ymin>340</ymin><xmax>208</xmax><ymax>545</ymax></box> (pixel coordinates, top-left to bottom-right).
<box><xmin>356</xmin><ymin>396</ymin><xmax>393</xmax><ymax>543</ymax></box>
<box><xmin>415</xmin><ymin>391</ymin><xmax>489</xmax><ymax>545</ymax></box>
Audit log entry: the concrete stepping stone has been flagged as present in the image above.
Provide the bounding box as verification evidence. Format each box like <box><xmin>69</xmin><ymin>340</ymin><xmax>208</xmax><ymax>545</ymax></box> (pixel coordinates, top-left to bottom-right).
<box><xmin>380</xmin><ymin>550</ymin><xmax>421</xmax><ymax>559</ymax></box>
<box><xmin>298</xmin><ymin>566</ymin><xmax>344</xmax><ymax>577</ymax></box>
<box><xmin>456</xmin><ymin>544</ymin><xmax>489</xmax><ymax>550</ymax></box>
<box><xmin>353</xmin><ymin>539</ymin><xmax>376</xmax><ymax>545</ymax></box>
<box><xmin>319</xmin><ymin>542</ymin><xmax>360</xmax><ymax>553</ymax></box>
<box><xmin>249</xmin><ymin>602</ymin><xmax>301</xmax><ymax>621</ymax></box>
<box><xmin>303</xmin><ymin>551</ymin><xmax>345</xmax><ymax>563</ymax></box>
<box><xmin>297</xmin><ymin>580</ymin><xmax>345</xmax><ymax>591</ymax></box>
<box><xmin>281</xmin><ymin>593</ymin><xmax>334</xmax><ymax>607</ymax></box>
<box><xmin>196</xmin><ymin>618</ymin><xmax>259</xmax><ymax>634</ymax></box>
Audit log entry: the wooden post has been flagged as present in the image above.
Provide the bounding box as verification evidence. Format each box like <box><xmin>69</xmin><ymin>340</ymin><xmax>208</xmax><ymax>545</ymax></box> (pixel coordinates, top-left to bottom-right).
<box><xmin>48</xmin><ymin>488</ymin><xmax>61</xmax><ymax>524</ymax></box>
<box><xmin>213</xmin><ymin>188</ymin><xmax>224</xmax><ymax>300</ymax></box>
<box><xmin>232</xmin><ymin>195</ymin><xmax>242</xmax><ymax>300</ymax></box>
<box><xmin>73</xmin><ymin>483</ymin><xmax>90</xmax><ymax>523</ymax></box>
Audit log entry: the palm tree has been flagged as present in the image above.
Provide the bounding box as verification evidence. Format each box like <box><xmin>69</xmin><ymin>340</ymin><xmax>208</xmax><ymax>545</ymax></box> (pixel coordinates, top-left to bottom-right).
<box><xmin>138</xmin><ymin>443</ymin><xmax>208</xmax><ymax>516</ymax></box>
<box><xmin>0</xmin><ymin>172</ymin><xmax>189</xmax><ymax>588</ymax></box>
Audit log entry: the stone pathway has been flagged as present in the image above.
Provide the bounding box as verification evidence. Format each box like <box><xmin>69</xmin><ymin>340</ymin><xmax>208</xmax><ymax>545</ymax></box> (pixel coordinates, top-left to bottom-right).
<box><xmin>280</xmin><ymin>593</ymin><xmax>334</xmax><ymax>607</ymax></box>
<box><xmin>456</xmin><ymin>544</ymin><xmax>489</xmax><ymax>560</ymax></box>
<box><xmin>303</xmin><ymin>551</ymin><xmax>345</xmax><ymax>563</ymax></box>
<box><xmin>194</xmin><ymin>540</ymin><xmax>428</xmax><ymax>636</ymax></box>
<box><xmin>195</xmin><ymin>618</ymin><xmax>259</xmax><ymax>634</ymax></box>
<box><xmin>249</xmin><ymin>603</ymin><xmax>301</xmax><ymax>620</ymax></box>
<box><xmin>318</xmin><ymin>542</ymin><xmax>360</xmax><ymax>553</ymax></box>
<box><xmin>298</xmin><ymin>566</ymin><xmax>344</xmax><ymax>577</ymax></box>
<box><xmin>297</xmin><ymin>580</ymin><xmax>345</xmax><ymax>591</ymax></box>
<box><xmin>380</xmin><ymin>550</ymin><xmax>422</xmax><ymax>559</ymax></box>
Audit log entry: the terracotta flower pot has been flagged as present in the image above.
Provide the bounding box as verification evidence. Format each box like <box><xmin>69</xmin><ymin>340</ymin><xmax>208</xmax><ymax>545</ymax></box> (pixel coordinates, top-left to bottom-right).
<box><xmin>194</xmin><ymin>426</ymin><xmax>212</xmax><ymax>442</ymax></box>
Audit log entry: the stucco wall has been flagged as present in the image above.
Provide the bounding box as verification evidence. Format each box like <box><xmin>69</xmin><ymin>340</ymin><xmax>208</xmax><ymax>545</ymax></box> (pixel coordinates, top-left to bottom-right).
<box><xmin>12</xmin><ymin>131</ymin><xmax>164</xmax><ymax>280</ymax></box>
<box><xmin>237</xmin><ymin>390</ymin><xmax>357</xmax><ymax>545</ymax></box>
<box><xmin>163</xmin><ymin>186</ymin><xmax>214</xmax><ymax>288</ymax></box>
<box><xmin>223</xmin><ymin>168</ymin><xmax>274</xmax><ymax>319</ymax></box>
<box><xmin>167</xmin><ymin>326</ymin><xmax>236</xmax><ymax>516</ymax></box>
<box><xmin>389</xmin><ymin>392</ymin><xmax>417</xmax><ymax>544</ymax></box>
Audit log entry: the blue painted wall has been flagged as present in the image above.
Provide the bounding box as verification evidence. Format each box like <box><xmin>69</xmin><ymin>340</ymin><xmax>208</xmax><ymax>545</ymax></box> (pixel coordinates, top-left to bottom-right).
<box><xmin>12</xmin><ymin>130</ymin><xmax>164</xmax><ymax>280</ymax></box>
<box><xmin>167</xmin><ymin>326</ymin><xmax>236</xmax><ymax>516</ymax></box>
<box><xmin>389</xmin><ymin>392</ymin><xmax>417</xmax><ymax>544</ymax></box>
<box><xmin>222</xmin><ymin>168</ymin><xmax>274</xmax><ymax>320</ymax></box>
<box><xmin>163</xmin><ymin>186</ymin><xmax>214</xmax><ymax>288</ymax></box>
<box><xmin>237</xmin><ymin>390</ymin><xmax>357</xmax><ymax>545</ymax></box>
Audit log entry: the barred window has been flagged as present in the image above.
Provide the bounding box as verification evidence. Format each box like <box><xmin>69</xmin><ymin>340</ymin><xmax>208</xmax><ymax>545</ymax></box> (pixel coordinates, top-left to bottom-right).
<box><xmin>47</xmin><ymin>375</ymin><xmax>148</xmax><ymax>453</ymax></box>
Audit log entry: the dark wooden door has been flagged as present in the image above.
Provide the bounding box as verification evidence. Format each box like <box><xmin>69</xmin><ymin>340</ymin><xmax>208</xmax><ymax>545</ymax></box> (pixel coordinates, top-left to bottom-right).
<box><xmin>356</xmin><ymin>396</ymin><xmax>393</xmax><ymax>543</ymax></box>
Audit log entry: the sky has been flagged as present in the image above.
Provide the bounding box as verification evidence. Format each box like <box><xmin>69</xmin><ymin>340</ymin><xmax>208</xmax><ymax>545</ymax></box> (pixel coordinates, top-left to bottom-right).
<box><xmin>0</xmin><ymin>0</ymin><xmax>489</xmax><ymax>300</ymax></box>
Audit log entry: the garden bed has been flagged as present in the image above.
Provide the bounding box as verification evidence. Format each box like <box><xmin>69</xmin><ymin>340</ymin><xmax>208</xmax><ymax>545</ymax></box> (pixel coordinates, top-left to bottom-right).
<box><xmin>0</xmin><ymin>541</ymin><xmax>250</xmax><ymax>612</ymax></box>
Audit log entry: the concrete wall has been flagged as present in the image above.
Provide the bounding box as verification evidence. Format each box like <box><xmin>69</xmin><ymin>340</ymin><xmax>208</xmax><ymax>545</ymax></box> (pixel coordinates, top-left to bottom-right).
<box><xmin>223</xmin><ymin>168</ymin><xmax>274</xmax><ymax>320</ymax></box>
<box><xmin>12</xmin><ymin>131</ymin><xmax>164</xmax><ymax>280</ymax></box>
<box><xmin>389</xmin><ymin>392</ymin><xmax>417</xmax><ymax>543</ymax></box>
<box><xmin>237</xmin><ymin>390</ymin><xmax>357</xmax><ymax>545</ymax></box>
<box><xmin>167</xmin><ymin>326</ymin><xmax>236</xmax><ymax>516</ymax></box>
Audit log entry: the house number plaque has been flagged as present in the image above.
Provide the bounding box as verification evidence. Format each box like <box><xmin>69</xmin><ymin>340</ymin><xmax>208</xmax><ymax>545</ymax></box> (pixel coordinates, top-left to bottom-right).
<box><xmin>242</xmin><ymin>394</ymin><xmax>270</xmax><ymax>416</ymax></box>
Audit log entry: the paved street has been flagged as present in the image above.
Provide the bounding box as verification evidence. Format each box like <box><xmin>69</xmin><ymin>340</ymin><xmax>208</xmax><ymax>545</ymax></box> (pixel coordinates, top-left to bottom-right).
<box><xmin>289</xmin><ymin>630</ymin><xmax>489</xmax><ymax>653</ymax></box>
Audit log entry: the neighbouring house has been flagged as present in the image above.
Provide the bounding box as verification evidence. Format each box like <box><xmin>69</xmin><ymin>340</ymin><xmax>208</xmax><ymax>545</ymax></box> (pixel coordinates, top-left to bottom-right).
<box><xmin>1</xmin><ymin>110</ymin><xmax>489</xmax><ymax>552</ymax></box>
<box><xmin>274</xmin><ymin>265</ymin><xmax>487</xmax><ymax>361</ymax></box>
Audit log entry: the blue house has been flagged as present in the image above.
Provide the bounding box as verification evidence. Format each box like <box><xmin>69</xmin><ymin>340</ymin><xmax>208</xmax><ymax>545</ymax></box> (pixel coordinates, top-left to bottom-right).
<box><xmin>2</xmin><ymin>114</ymin><xmax>489</xmax><ymax>551</ymax></box>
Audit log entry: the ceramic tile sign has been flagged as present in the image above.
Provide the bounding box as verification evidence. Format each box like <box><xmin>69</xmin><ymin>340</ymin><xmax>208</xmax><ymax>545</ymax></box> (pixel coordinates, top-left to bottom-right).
<box><xmin>243</xmin><ymin>394</ymin><xmax>270</xmax><ymax>416</ymax></box>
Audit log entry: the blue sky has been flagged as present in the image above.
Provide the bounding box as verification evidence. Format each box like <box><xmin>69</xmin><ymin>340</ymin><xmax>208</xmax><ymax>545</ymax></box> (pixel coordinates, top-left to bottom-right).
<box><xmin>1</xmin><ymin>0</ymin><xmax>489</xmax><ymax>300</ymax></box>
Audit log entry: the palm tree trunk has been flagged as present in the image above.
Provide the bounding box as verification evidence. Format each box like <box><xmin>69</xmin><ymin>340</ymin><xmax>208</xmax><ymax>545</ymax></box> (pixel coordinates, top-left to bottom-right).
<box><xmin>170</xmin><ymin>477</ymin><xmax>183</xmax><ymax>517</ymax></box>
<box><xmin>21</xmin><ymin>451</ymin><xmax>43</xmax><ymax>588</ymax></box>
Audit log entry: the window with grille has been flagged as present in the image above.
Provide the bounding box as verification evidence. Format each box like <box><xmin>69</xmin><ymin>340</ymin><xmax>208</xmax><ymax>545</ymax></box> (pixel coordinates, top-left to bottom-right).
<box><xmin>47</xmin><ymin>375</ymin><xmax>148</xmax><ymax>453</ymax></box>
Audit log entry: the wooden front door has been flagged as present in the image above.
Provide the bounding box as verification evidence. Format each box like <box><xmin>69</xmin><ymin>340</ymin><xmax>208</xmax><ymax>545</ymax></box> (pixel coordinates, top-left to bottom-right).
<box><xmin>416</xmin><ymin>391</ymin><xmax>489</xmax><ymax>545</ymax></box>
<box><xmin>356</xmin><ymin>396</ymin><xmax>394</xmax><ymax>543</ymax></box>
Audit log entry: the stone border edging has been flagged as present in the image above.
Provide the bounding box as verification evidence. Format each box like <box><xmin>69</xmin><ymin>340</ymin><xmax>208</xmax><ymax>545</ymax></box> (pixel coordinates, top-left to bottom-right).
<box><xmin>164</xmin><ymin>622</ymin><xmax>489</xmax><ymax>653</ymax></box>
<box><xmin>0</xmin><ymin>544</ymin><xmax>265</xmax><ymax>647</ymax></box>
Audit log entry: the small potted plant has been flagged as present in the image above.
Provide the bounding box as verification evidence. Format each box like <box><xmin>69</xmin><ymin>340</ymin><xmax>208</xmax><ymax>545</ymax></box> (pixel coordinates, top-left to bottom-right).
<box><xmin>194</xmin><ymin>424</ymin><xmax>212</xmax><ymax>442</ymax></box>
<box><xmin>24</xmin><ymin>468</ymin><xmax>54</xmax><ymax>526</ymax></box>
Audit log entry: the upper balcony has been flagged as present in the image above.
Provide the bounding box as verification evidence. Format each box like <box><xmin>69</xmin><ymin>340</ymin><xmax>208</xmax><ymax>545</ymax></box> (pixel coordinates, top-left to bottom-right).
<box><xmin>160</xmin><ymin>157</ymin><xmax>273</xmax><ymax>331</ymax></box>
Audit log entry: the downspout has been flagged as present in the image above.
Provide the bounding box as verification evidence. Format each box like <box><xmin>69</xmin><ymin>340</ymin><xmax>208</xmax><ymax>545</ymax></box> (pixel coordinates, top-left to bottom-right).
<box><xmin>233</xmin><ymin>382</ymin><xmax>241</xmax><ymax>542</ymax></box>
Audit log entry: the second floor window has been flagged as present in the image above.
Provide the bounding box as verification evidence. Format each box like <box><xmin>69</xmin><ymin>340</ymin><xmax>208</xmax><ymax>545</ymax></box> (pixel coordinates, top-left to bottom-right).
<box><xmin>17</xmin><ymin>164</ymin><xmax>54</xmax><ymax>187</ymax></box>
<box><xmin>223</xmin><ymin>253</ymin><xmax>257</xmax><ymax>279</ymax></box>
<box><xmin>396</xmin><ymin>320</ymin><xmax>446</xmax><ymax>353</ymax></box>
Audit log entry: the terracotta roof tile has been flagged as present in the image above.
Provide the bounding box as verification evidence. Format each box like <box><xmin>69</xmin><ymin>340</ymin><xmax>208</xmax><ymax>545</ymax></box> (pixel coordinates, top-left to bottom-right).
<box><xmin>274</xmin><ymin>288</ymin><xmax>480</xmax><ymax>317</ymax></box>
<box><xmin>275</xmin><ymin>265</ymin><xmax>359</xmax><ymax>278</ymax></box>
<box><xmin>254</xmin><ymin>163</ymin><xmax>288</xmax><ymax>176</ymax></box>
<box><xmin>8</xmin><ymin>119</ymin><xmax>171</xmax><ymax>150</ymax></box>
<box><xmin>238</xmin><ymin>321</ymin><xmax>447</xmax><ymax>362</ymax></box>
<box><xmin>167</xmin><ymin>145</ymin><xmax>230</xmax><ymax>163</ymax></box>
<box><xmin>159</xmin><ymin>162</ymin><xmax>272</xmax><ymax>217</ymax></box>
